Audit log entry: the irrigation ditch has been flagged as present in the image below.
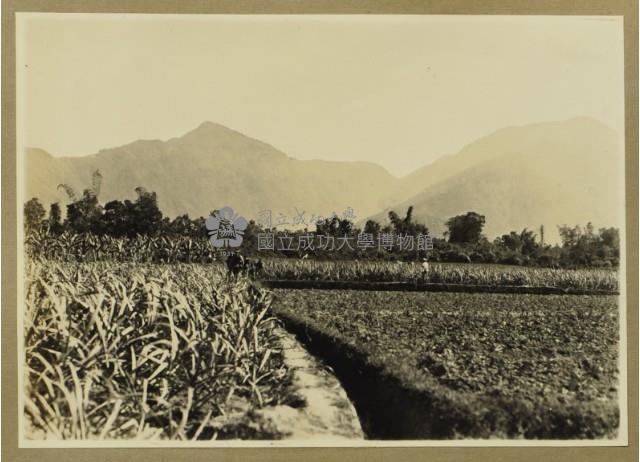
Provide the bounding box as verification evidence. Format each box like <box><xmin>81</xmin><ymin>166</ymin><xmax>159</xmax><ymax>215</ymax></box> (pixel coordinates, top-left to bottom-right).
<box><xmin>273</xmin><ymin>309</ymin><xmax>466</xmax><ymax>439</ymax></box>
<box><xmin>256</xmin><ymin>327</ymin><xmax>364</xmax><ymax>440</ymax></box>
<box><xmin>268</xmin><ymin>282</ymin><xmax>620</xmax><ymax>439</ymax></box>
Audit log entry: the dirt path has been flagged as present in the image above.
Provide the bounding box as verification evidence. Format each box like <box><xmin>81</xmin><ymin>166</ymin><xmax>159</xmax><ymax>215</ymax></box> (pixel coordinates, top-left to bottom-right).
<box><xmin>254</xmin><ymin>327</ymin><xmax>364</xmax><ymax>441</ymax></box>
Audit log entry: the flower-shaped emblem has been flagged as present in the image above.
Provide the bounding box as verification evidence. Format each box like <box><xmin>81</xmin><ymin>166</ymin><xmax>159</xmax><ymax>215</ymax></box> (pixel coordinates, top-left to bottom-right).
<box><xmin>205</xmin><ymin>206</ymin><xmax>248</xmax><ymax>248</ymax></box>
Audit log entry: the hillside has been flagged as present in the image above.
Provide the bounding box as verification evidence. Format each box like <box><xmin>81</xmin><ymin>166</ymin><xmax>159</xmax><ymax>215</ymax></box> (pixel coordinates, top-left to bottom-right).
<box><xmin>368</xmin><ymin>117</ymin><xmax>623</xmax><ymax>242</ymax></box>
<box><xmin>25</xmin><ymin>122</ymin><xmax>408</xmax><ymax>223</ymax></box>
<box><xmin>25</xmin><ymin>118</ymin><xmax>623</xmax><ymax>242</ymax></box>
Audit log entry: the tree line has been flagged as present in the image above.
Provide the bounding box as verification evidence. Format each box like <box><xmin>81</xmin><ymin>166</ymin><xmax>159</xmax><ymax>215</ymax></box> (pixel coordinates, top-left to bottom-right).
<box><xmin>24</xmin><ymin>185</ymin><xmax>619</xmax><ymax>268</ymax></box>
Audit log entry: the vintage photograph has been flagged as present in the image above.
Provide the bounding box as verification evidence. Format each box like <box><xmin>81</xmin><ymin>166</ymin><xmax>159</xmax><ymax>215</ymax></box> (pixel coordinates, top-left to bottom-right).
<box><xmin>16</xmin><ymin>13</ymin><xmax>627</xmax><ymax>445</ymax></box>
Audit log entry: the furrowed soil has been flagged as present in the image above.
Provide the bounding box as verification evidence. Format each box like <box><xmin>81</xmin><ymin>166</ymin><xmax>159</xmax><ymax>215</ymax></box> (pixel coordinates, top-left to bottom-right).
<box><xmin>272</xmin><ymin>289</ymin><xmax>620</xmax><ymax>439</ymax></box>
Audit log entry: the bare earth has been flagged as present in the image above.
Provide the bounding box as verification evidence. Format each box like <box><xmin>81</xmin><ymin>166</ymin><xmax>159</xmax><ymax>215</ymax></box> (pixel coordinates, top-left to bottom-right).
<box><xmin>255</xmin><ymin>328</ymin><xmax>364</xmax><ymax>441</ymax></box>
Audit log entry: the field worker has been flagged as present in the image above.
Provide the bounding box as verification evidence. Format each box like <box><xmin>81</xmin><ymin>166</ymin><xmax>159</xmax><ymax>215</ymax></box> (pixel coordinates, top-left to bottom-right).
<box><xmin>422</xmin><ymin>258</ymin><xmax>430</xmax><ymax>278</ymax></box>
<box><xmin>226</xmin><ymin>253</ymin><xmax>245</xmax><ymax>279</ymax></box>
<box><xmin>247</xmin><ymin>258</ymin><xmax>264</xmax><ymax>279</ymax></box>
<box><xmin>243</xmin><ymin>257</ymin><xmax>253</xmax><ymax>276</ymax></box>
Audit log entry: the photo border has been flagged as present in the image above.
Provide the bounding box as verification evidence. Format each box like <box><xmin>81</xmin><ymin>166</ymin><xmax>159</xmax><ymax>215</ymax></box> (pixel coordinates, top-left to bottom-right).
<box><xmin>3</xmin><ymin>1</ymin><xmax>638</xmax><ymax>461</ymax></box>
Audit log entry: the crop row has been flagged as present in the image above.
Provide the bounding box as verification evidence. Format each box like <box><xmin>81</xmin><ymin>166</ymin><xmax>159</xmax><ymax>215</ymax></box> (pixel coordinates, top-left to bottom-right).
<box><xmin>261</xmin><ymin>260</ymin><xmax>619</xmax><ymax>292</ymax></box>
<box><xmin>24</xmin><ymin>260</ymin><xmax>289</xmax><ymax>440</ymax></box>
<box><xmin>25</xmin><ymin>231</ymin><xmax>218</xmax><ymax>263</ymax></box>
<box><xmin>25</xmin><ymin>232</ymin><xmax>618</xmax><ymax>292</ymax></box>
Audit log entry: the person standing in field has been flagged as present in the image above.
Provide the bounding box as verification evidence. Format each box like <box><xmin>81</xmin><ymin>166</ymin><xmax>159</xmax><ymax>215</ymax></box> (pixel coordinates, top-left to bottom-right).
<box><xmin>421</xmin><ymin>257</ymin><xmax>430</xmax><ymax>281</ymax></box>
<box><xmin>226</xmin><ymin>253</ymin><xmax>245</xmax><ymax>279</ymax></box>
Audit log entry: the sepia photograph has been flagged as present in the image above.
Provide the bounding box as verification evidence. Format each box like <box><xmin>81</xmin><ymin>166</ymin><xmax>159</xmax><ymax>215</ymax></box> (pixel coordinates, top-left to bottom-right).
<box><xmin>15</xmin><ymin>12</ymin><xmax>628</xmax><ymax>447</ymax></box>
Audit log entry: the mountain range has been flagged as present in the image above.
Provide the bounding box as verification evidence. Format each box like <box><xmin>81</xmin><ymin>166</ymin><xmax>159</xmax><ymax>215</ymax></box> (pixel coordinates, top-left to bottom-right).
<box><xmin>24</xmin><ymin>117</ymin><xmax>623</xmax><ymax>242</ymax></box>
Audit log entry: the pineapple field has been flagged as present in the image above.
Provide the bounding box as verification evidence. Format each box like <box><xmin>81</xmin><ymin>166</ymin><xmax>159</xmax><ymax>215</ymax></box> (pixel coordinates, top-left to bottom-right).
<box><xmin>22</xmin><ymin>232</ymin><xmax>623</xmax><ymax>440</ymax></box>
<box><xmin>23</xmin><ymin>260</ymin><xmax>294</xmax><ymax>440</ymax></box>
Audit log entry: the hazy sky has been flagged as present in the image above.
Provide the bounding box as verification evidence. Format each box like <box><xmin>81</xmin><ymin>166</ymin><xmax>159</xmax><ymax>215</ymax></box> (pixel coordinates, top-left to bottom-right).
<box><xmin>17</xmin><ymin>14</ymin><xmax>624</xmax><ymax>177</ymax></box>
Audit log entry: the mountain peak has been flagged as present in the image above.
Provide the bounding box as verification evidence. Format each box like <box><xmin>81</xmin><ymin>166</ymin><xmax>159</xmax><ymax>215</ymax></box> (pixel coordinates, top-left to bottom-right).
<box><xmin>196</xmin><ymin>120</ymin><xmax>222</xmax><ymax>130</ymax></box>
<box><xmin>183</xmin><ymin>121</ymin><xmax>234</xmax><ymax>136</ymax></box>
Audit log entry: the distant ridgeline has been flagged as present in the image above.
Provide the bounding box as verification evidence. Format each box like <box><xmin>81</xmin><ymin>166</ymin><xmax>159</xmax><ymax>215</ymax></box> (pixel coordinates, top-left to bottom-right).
<box><xmin>24</xmin><ymin>185</ymin><xmax>620</xmax><ymax>268</ymax></box>
<box><xmin>25</xmin><ymin>117</ymin><xmax>622</xmax><ymax>244</ymax></box>
<box><xmin>23</xmin><ymin>117</ymin><xmax>621</xmax><ymax>267</ymax></box>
